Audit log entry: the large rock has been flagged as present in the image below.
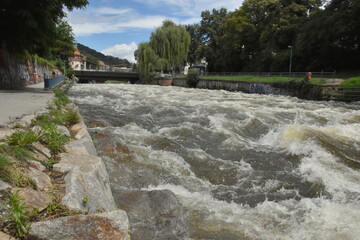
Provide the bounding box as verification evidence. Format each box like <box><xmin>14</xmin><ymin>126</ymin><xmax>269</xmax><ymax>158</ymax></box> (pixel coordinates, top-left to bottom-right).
<box><xmin>67</xmin><ymin>136</ymin><xmax>97</xmax><ymax>156</ymax></box>
<box><xmin>11</xmin><ymin>188</ymin><xmax>52</xmax><ymax>212</ymax></box>
<box><xmin>53</xmin><ymin>153</ymin><xmax>116</xmax><ymax>213</ymax></box>
<box><xmin>30</xmin><ymin>210</ymin><xmax>129</xmax><ymax>240</ymax></box>
<box><xmin>113</xmin><ymin>189</ymin><xmax>188</xmax><ymax>240</ymax></box>
<box><xmin>28</xmin><ymin>167</ymin><xmax>52</xmax><ymax>191</ymax></box>
<box><xmin>67</xmin><ymin>122</ymin><xmax>97</xmax><ymax>156</ymax></box>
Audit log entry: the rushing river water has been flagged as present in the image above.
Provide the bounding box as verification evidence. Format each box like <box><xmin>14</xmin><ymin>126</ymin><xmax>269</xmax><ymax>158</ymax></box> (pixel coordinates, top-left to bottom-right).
<box><xmin>69</xmin><ymin>84</ymin><xmax>360</xmax><ymax>240</ymax></box>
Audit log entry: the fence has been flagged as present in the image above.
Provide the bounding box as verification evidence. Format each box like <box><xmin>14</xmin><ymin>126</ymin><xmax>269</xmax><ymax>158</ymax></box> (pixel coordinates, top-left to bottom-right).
<box><xmin>44</xmin><ymin>75</ymin><xmax>65</xmax><ymax>90</ymax></box>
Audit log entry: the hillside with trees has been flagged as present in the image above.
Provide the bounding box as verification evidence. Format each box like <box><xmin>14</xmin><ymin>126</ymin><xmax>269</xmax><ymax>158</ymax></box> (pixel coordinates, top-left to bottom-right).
<box><xmin>77</xmin><ymin>43</ymin><xmax>131</xmax><ymax>67</ymax></box>
<box><xmin>186</xmin><ymin>0</ymin><xmax>360</xmax><ymax>73</ymax></box>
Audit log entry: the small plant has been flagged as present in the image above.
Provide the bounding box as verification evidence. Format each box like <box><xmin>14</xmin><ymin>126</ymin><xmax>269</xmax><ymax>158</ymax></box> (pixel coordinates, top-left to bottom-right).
<box><xmin>82</xmin><ymin>195</ymin><xmax>88</xmax><ymax>206</ymax></box>
<box><xmin>5</xmin><ymin>130</ymin><xmax>38</xmax><ymax>148</ymax></box>
<box><xmin>41</xmin><ymin>122</ymin><xmax>69</xmax><ymax>154</ymax></box>
<box><xmin>53</xmin><ymin>89</ymin><xmax>71</xmax><ymax>108</ymax></box>
<box><xmin>4</xmin><ymin>191</ymin><xmax>30</xmax><ymax>238</ymax></box>
<box><xmin>42</xmin><ymin>158</ymin><xmax>59</xmax><ymax>170</ymax></box>
<box><xmin>186</xmin><ymin>69</ymin><xmax>199</xmax><ymax>88</ymax></box>
<box><xmin>62</xmin><ymin>107</ymin><xmax>81</xmax><ymax>127</ymax></box>
<box><xmin>11</xmin><ymin>145</ymin><xmax>33</xmax><ymax>161</ymax></box>
<box><xmin>0</xmin><ymin>153</ymin><xmax>10</xmax><ymax>169</ymax></box>
<box><xmin>13</xmin><ymin>170</ymin><xmax>37</xmax><ymax>189</ymax></box>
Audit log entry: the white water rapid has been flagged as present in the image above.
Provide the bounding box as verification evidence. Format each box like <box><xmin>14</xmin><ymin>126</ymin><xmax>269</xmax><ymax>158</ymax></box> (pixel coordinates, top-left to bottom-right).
<box><xmin>69</xmin><ymin>84</ymin><xmax>360</xmax><ymax>240</ymax></box>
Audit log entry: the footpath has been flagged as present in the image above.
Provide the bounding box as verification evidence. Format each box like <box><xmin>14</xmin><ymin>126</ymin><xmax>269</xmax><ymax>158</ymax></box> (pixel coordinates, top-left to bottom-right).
<box><xmin>0</xmin><ymin>82</ymin><xmax>53</xmax><ymax>127</ymax></box>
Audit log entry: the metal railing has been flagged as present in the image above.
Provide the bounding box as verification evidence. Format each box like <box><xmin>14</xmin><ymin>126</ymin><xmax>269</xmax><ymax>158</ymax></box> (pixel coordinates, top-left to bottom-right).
<box><xmin>44</xmin><ymin>75</ymin><xmax>65</xmax><ymax>89</ymax></box>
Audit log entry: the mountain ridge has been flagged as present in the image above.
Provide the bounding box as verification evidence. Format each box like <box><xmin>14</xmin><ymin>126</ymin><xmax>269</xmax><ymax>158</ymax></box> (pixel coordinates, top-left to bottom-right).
<box><xmin>77</xmin><ymin>43</ymin><xmax>132</xmax><ymax>67</ymax></box>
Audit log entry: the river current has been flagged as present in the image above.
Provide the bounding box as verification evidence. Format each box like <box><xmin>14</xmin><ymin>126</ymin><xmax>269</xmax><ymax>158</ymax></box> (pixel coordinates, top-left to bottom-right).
<box><xmin>69</xmin><ymin>84</ymin><xmax>360</xmax><ymax>240</ymax></box>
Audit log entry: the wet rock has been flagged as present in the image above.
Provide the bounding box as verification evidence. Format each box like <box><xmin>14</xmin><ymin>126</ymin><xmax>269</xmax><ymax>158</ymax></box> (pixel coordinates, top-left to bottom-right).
<box><xmin>28</xmin><ymin>160</ymin><xmax>46</xmax><ymax>172</ymax></box>
<box><xmin>53</xmin><ymin>153</ymin><xmax>116</xmax><ymax>213</ymax></box>
<box><xmin>30</xmin><ymin>210</ymin><xmax>129</xmax><ymax>240</ymax></box>
<box><xmin>28</xmin><ymin>167</ymin><xmax>52</xmax><ymax>191</ymax></box>
<box><xmin>0</xmin><ymin>179</ymin><xmax>11</xmax><ymax>191</ymax></box>
<box><xmin>11</xmin><ymin>188</ymin><xmax>52</xmax><ymax>212</ymax></box>
<box><xmin>93</xmin><ymin>132</ymin><xmax>131</xmax><ymax>161</ymax></box>
<box><xmin>113</xmin><ymin>189</ymin><xmax>188</xmax><ymax>240</ymax></box>
<box><xmin>0</xmin><ymin>231</ymin><xmax>15</xmax><ymax>240</ymax></box>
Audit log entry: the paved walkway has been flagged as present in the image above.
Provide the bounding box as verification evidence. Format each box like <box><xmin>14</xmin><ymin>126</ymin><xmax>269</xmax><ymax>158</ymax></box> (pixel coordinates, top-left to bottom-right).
<box><xmin>0</xmin><ymin>82</ymin><xmax>53</xmax><ymax>126</ymax></box>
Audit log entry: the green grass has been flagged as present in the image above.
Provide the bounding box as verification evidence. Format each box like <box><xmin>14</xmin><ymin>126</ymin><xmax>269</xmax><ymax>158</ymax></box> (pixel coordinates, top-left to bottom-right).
<box><xmin>5</xmin><ymin>130</ymin><xmax>38</xmax><ymax>148</ymax></box>
<box><xmin>4</xmin><ymin>191</ymin><xmax>30</xmax><ymax>238</ymax></box>
<box><xmin>340</xmin><ymin>76</ymin><xmax>360</xmax><ymax>87</ymax></box>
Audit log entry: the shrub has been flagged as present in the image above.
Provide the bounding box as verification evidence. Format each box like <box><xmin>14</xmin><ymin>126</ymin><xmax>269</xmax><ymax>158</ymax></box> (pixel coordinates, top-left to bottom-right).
<box><xmin>186</xmin><ymin>69</ymin><xmax>199</xmax><ymax>88</ymax></box>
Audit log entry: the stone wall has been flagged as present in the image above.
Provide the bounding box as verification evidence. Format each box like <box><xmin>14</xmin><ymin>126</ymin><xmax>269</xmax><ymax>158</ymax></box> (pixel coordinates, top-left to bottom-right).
<box><xmin>0</xmin><ymin>49</ymin><xmax>49</xmax><ymax>89</ymax></box>
<box><xmin>173</xmin><ymin>78</ymin><xmax>323</xmax><ymax>101</ymax></box>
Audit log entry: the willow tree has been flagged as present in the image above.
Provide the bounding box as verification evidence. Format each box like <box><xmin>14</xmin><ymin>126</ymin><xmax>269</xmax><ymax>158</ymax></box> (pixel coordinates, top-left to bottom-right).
<box><xmin>136</xmin><ymin>20</ymin><xmax>190</xmax><ymax>82</ymax></box>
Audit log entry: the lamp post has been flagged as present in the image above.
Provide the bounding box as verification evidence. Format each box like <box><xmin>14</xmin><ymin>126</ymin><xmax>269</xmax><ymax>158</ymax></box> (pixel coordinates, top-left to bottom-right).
<box><xmin>288</xmin><ymin>45</ymin><xmax>292</xmax><ymax>77</ymax></box>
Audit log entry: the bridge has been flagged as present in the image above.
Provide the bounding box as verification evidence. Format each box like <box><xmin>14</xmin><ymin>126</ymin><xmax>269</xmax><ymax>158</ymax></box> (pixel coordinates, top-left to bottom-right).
<box><xmin>73</xmin><ymin>70</ymin><xmax>140</xmax><ymax>83</ymax></box>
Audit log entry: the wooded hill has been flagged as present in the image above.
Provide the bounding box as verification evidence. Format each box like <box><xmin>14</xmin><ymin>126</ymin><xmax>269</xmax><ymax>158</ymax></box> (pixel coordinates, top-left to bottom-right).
<box><xmin>77</xmin><ymin>43</ymin><xmax>131</xmax><ymax>67</ymax></box>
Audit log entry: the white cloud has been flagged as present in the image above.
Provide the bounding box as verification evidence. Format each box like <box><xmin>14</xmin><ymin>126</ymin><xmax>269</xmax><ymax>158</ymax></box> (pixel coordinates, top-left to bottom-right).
<box><xmin>102</xmin><ymin>42</ymin><xmax>138</xmax><ymax>63</ymax></box>
<box><xmin>134</xmin><ymin>0</ymin><xmax>241</xmax><ymax>17</ymax></box>
<box><xmin>67</xmin><ymin>7</ymin><xmax>168</xmax><ymax>36</ymax></box>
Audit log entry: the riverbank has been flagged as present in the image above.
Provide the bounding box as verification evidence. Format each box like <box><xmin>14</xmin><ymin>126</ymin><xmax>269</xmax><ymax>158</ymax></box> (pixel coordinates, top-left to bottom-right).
<box><xmin>0</xmin><ymin>84</ymin><xmax>130</xmax><ymax>239</ymax></box>
<box><xmin>171</xmin><ymin>78</ymin><xmax>360</xmax><ymax>102</ymax></box>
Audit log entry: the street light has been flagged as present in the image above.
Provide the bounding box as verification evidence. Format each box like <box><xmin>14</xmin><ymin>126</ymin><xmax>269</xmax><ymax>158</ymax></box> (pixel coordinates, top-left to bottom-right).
<box><xmin>288</xmin><ymin>45</ymin><xmax>292</xmax><ymax>77</ymax></box>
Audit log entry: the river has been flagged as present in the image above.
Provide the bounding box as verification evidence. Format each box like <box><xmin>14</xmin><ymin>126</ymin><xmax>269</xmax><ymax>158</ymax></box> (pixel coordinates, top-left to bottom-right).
<box><xmin>69</xmin><ymin>84</ymin><xmax>360</xmax><ymax>240</ymax></box>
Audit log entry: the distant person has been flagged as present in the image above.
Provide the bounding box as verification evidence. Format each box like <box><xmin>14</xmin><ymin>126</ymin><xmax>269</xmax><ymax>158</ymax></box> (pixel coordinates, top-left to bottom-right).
<box><xmin>306</xmin><ymin>72</ymin><xmax>312</xmax><ymax>81</ymax></box>
<box><xmin>52</xmin><ymin>71</ymin><xmax>56</xmax><ymax>78</ymax></box>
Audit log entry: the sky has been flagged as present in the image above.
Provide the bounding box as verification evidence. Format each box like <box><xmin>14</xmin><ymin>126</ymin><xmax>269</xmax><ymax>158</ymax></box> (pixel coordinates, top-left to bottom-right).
<box><xmin>66</xmin><ymin>0</ymin><xmax>242</xmax><ymax>63</ymax></box>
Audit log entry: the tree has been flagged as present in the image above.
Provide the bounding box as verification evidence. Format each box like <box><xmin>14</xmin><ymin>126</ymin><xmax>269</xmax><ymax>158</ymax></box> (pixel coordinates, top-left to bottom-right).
<box><xmin>136</xmin><ymin>20</ymin><xmax>190</xmax><ymax>82</ymax></box>
<box><xmin>0</xmin><ymin>0</ymin><xmax>88</xmax><ymax>57</ymax></box>
<box><xmin>51</xmin><ymin>20</ymin><xmax>76</xmax><ymax>60</ymax></box>
<box><xmin>199</xmin><ymin>8</ymin><xmax>229</xmax><ymax>72</ymax></box>
<box><xmin>185</xmin><ymin>24</ymin><xmax>203</xmax><ymax>65</ymax></box>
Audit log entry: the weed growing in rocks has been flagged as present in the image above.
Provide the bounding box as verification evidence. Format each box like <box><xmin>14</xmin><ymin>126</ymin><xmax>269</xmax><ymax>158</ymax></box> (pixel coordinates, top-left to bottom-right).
<box><xmin>3</xmin><ymin>191</ymin><xmax>30</xmax><ymax>238</ymax></box>
<box><xmin>5</xmin><ymin>130</ymin><xmax>38</xmax><ymax>148</ymax></box>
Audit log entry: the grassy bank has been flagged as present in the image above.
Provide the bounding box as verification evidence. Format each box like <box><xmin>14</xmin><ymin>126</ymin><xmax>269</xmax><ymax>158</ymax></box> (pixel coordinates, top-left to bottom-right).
<box><xmin>340</xmin><ymin>76</ymin><xmax>360</xmax><ymax>87</ymax></box>
<box><xmin>0</xmin><ymin>89</ymin><xmax>81</xmax><ymax>238</ymax></box>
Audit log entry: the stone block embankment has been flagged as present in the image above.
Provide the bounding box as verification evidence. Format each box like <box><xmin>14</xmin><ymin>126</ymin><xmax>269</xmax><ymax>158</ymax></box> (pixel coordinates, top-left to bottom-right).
<box><xmin>29</xmin><ymin>120</ymin><xmax>129</xmax><ymax>239</ymax></box>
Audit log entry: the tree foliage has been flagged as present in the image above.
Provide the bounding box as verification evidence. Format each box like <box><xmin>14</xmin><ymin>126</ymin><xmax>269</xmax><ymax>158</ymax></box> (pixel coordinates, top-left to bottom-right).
<box><xmin>0</xmin><ymin>0</ymin><xmax>88</xmax><ymax>58</ymax></box>
<box><xmin>136</xmin><ymin>20</ymin><xmax>190</xmax><ymax>82</ymax></box>
<box><xmin>186</xmin><ymin>0</ymin><xmax>359</xmax><ymax>72</ymax></box>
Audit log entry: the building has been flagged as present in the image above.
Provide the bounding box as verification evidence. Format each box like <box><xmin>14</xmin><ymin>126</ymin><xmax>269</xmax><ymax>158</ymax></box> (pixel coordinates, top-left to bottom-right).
<box><xmin>69</xmin><ymin>50</ymin><xmax>87</xmax><ymax>70</ymax></box>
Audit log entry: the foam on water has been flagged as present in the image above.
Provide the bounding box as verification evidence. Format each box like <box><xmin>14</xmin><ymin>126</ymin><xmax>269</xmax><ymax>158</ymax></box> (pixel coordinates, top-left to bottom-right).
<box><xmin>69</xmin><ymin>84</ymin><xmax>360</xmax><ymax>240</ymax></box>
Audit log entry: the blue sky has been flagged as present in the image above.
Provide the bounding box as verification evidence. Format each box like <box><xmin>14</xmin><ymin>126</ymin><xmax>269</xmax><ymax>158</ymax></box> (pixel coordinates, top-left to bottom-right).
<box><xmin>66</xmin><ymin>0</ymin><xmax>242</xmax><ymax>63</ymax></box>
